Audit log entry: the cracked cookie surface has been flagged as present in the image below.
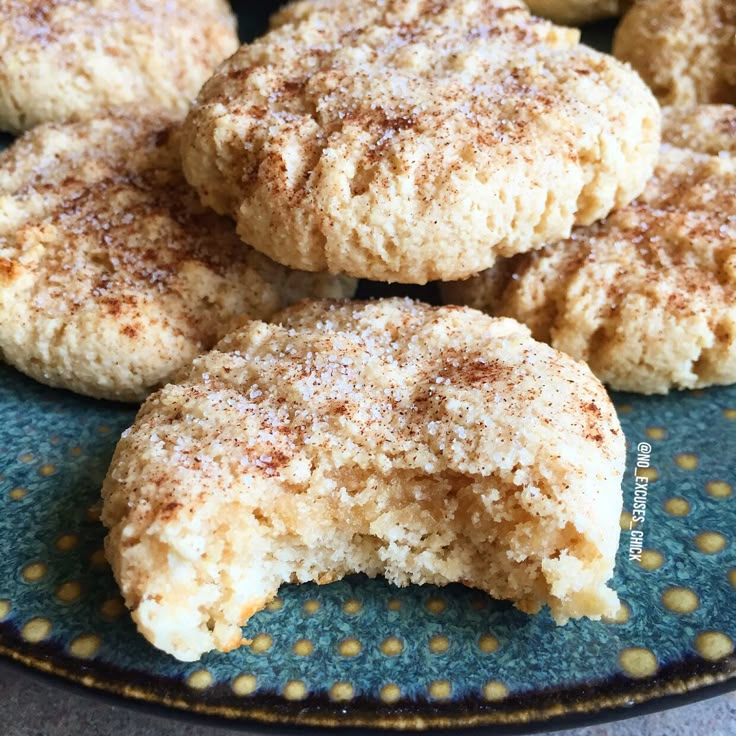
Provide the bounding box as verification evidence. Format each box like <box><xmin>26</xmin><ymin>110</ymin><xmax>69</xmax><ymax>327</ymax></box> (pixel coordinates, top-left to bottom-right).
<box><xmin>0</xmin><ymin>114</ymin><xmax>354</xmax><ymax>401</ymax></box>
<box><xmin>182</xmin><ymin>0</ymin><xmax>659</xmax><ymax>284</ymax></box>
<box><xmin>443</xmin><ymin>105</ymin><xmax>736</xmax><ymax>394</ymax></box>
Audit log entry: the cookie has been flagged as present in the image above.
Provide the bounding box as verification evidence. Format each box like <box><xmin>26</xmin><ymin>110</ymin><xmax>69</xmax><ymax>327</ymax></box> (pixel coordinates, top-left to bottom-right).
<box><xmin>181</xmin><ymin>0</ymin><xmax>660</xmax><ymax>284</ymax></box>
<box><xmin>613</xmin><ymin>0</ymin><xmax>736</xmax><ymax>106</ymax></box>
<box><xmin>274</xmin><ymin>0</ymin><xmax>633</xmax><ymax>29</ymax></box>
<box><xmin>0</xmin><ymin>0</ymin><xmax>239</xmax><ymax>133</ymax></box>
<box><xmin>661</xmin><ymin>105</ymin><xmax>736</xmax><ymax>154</ymax></box>
<box><xmin>102</xmin><ymin>298</ymin><xmax>625</xmax><ymax>661</ymax></box>
<box><xmin>524</xmin><ymin>0</ymin><xmax>621</xmax><ymax>25</ymax></box>
<box><xmin>0</xmin><ymin>115</ymin><xmax>355</xmax><ymax>402</ymax></box>
<box><xmin>443</xmin><ymin>105</ymin><xmax>736</xmax><ymax>395</ymax></box>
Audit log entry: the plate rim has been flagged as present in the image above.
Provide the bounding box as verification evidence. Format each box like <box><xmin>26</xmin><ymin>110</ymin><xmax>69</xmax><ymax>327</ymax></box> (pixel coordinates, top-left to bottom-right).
<box><xmin>2</xmin><ymin>634</ymin><xmax>735</xmax><ymax>733</ymax></box>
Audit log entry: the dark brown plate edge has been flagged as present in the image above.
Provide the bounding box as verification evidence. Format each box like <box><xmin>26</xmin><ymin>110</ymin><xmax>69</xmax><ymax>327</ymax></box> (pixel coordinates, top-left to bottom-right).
<box><xmin>2</xmin><ymin>634</ymin><xmax>735</xmax><ymax>733</ymax></box>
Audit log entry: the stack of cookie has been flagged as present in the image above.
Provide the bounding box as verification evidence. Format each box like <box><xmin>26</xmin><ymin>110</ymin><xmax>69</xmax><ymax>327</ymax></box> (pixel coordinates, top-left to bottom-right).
<box><xmin>0</xmin><ymin>1</ymin><xmax>356</xmax><ymax>402</ymax></box>
<box><xmin>444</xmin><ymin>105</ymin><xmax>736</xmax><ymax>394</ymax></box>
<box><xmin>0</xmin><ymin>0</ymin><xmax>732</xmax><ymax>661</ymax></box>
<box><xmin>446</xmin><ymin>0</ymin><xmax>736</xmax><ymax>395</ymax></box>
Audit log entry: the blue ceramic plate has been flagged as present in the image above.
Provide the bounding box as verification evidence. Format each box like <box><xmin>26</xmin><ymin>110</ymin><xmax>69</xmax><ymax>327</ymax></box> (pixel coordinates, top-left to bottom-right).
<box><xmin>1</xmin><ymin>362</ymin><xmax>735</xmax><ymax>731</ymax></box>
<box><xmin>0</xmin><ymin>6</ymin><xmax>735</xmax><ymax>732</ymax></box>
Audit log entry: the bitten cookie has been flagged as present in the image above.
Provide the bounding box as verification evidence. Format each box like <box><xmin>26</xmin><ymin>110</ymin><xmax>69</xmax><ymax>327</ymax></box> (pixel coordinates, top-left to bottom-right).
<box><xmin>182</xmin><ymin>0</ymin><xmax>660</xmax><ymax>284</ymax></box>
<box><xmin>0</xmin><ymin>115</ymin><xmax>354</xmax><ymax>402</ymax></box>
<box><xmin>613</xmin><ymin>0</ymin><xmax>736</xmax><ymax>106</ymax></box>
<box><xmin>443</xmin><ymin>105</ymin><xmax>736</xmax><ymax>395</ymax></box>
<box><xmin>0</xmin><ymin>0</ymin><xmax>240</xmax><ymax>133</ymax></box>
<box><xmin>524</xmin><ymin>0</ymin><xmax>621</xmax><ymax>25</ymax></box>
<box><xmin>102</xmin><ymin>299</ymin><xmax>625</xmax><ymax>661</ymax></box>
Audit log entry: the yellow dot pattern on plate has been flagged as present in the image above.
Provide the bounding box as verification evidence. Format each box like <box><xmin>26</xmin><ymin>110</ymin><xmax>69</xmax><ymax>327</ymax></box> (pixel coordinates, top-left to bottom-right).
<box><xmin>618</xmin><ymin>647</ymin><xmax>658</xmax><ymax>679</ymax></box>
<box><xmin>343</xmin><ymin>599</ymin><xmax>362</xmax><ymax>615</ymax></box>
<box><xmin>89</xmin><ymin>549</ymin><xmax>107</xmax><ymax>569</ymax></box>
<box><xmin>387</xmin><ymin>599</ymin><xmax>401</xmax><ymax>611</ymax></box>
<box><xmin>293</xmin><ymin>639</ymin><xmax>313</xmax><ymax>656</ymax></box>
<box><xmin>265</xmin><ymin>598</ymin><xmax>283</xmax><ymax>612</ymax></box>
<box><xmin>98</xmin><ymin>425</ymin><xmax>111</xmax><ymax>434</ymax></box>
<box><xmin>428</xmin><ymin>680</ymin><xmax>452</xmax><ymax>700</ymax></box>
<box><xmin>22</xmin><ymin>618</ymin><xmax>51</xmax><ymax>643</ymax></box>
<box><xmin>21</xmin><ymin>562</ymin><xmax>47</xmax><ymax>582</ymax></box>
<box><xmin>695</xmin><ymin>631</ymin><xmax>734</xmax><ymax>661</ymax></box>
<box><xmin>616</xmin><ymin>404</ymin><xmax>633</xmax><ymax>414</ymax></box>
<box><xmin>675</xmin><ymin>454</ymin><xmax>698</xmax><ymax>470</ymax></box>
<box><xmin>662</xmin><ymin>587</ymin><xmax>699</xmax><ymax>614</ymax></box>
<box><xmin>69</xmin><ymin>446</ymin><xmax>83</xmax><ymax>457</ymax></box>
<box><xmin>330</xmin><ymin>682</ymin><xmax>354</xmax><ymax>702</ymax></box>
<box><xmin>429</xmin><ymin>635</ymin><xmax>449</xmax><ymax>654</ymax></box>
<box><xmin>695</xmin><ymin>532</ymin><xmax>727</xmax><ymax>554</ymax></box>
<box><xmin>603</xmin><ymin>602</ymin><xmax>631</xmax><ymax>624</ymax></box>
<box><xmin>425</xmin><ymin>597</ymin><xmax>447</xmax><ymax>614</ymax></box>
<box><xmin>380</xmin><ymin>637</ymin><xmax>403</xmax><ymax>656</ymax></box>
<box><xmin>19</xmin><ymin>453</ymin><xmax>33</xmax><ymax>463</ymax></box>
<box><xmin>69</xmin><ymin>634</ymin><xmax>101</xmax><ymax>659</ymax></box>
<box><xmin>232</xmin><ymin>674</ymin><xmax>257</xmax><ymax>696</ymax></box>
<box><xmin>250</xmin><ymin>633</ymin><xmax>272</xmax><ymax>653</ymax></box>
<box><xmin>100</xmin><ymin>598</ymin><xmax>125</xmax><ymax>619</ymax></box>
<box><xmin>56</xmin><ymin>581</ymin><xmax>81</xmax><ymax>603</ymax></box>
<box><xmin>9</xmin><ymin>488</ymin><xmax>27</xmax><ymax>501</ymax></box>
<box><xmin>0</xmin><ymin>600</ymin><xmax>10</xmax><ymax>621</ymax></box>
<box><xmin>663</xmin><ymin>498</ymin><xmax>691</xmax><ymax>516</ymax></box>
<box><xmin>639</xmin><ymin>550</ymin><xmax>664</xmax><ymax>570</ymax></box>
<box><xmin>729</xmin><ymin>569</ymin><xmax>736</xmax><ymax>589</ymax></box>
<box><xmin>283</xmin><ymin>680</ymin><xmax>307</xmax><ymax>701</ymax></box>
<box><xmin>187</xmin><ymin>670</ymin><xmax>213</xmax><ymax>690</ymax></box>
<box><xmin>637</xmin><ymin>467</ymin><xmax>658</xmax><ymax>482</ymax></box>
<box><xmin>380</xmin><ymin>684</ymin><xmax>401</xmax><ymax>704</ymax></box>
<box><xmin>303</xmin><ymin>600</ymin><xmax>320</xmax><ymax>614</ymax></box>
<box><xmin>478</xmin><ymin>634</ymin><xmax>500</xmax><ymax>653</ymax></box>
<box><xmin>483</xmin><ymin>681</ymin><xmax>508</xmax><ymax>701</ymax></box>
<box><xmin>723</xmin><ymin>409</ymin><xmax>736</xmax><ymax>420</ymax></box>
<box><xmin>645</xmin><ymin>427</ymin><xmax>666</xmax><ymax>440</ymax></box>
<box><xmin>55</xmin><ymin>534</ymin><xmax>78</xmax><ymax>552</ymax></box>
<box><xmin>706</xmin><ymin>481</ymin><xmax>733</xmax><ymax>499</ymax></box>
<box><xmin>620</xmin><ymin>511</ymin><xmax>637</xmax><ymax>530</ymax></box>
<box><xmin>338</xmin><ymin>638</ymin><xmax>362</xmax><ymax>657</ymax></box>
<box><xmin>38</xmin><ymin>464</ymin><xmax>56</xmax><ymax>476</ymax></box>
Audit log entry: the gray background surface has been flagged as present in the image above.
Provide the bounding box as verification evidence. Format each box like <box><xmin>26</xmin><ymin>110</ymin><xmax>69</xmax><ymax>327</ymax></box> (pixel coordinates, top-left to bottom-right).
<box><xmin>1</xmin><ymin>663</ymin><xmax>734</xmax><ymax>735</ymax></box>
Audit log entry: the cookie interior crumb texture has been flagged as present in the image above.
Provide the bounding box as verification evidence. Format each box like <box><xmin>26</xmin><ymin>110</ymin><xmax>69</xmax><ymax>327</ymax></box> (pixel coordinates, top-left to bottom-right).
<box><xmin>0</xmin><ymin>114</ymin><xmax>355</xmax><ymax>402</ymax></box>
<box><xmin>442</xmin><ymin>104</ymin><xmax>736</xmax><ymax>394</ymax></box>
<box><xmin>0</xmin><ymin>0</ymin><xmax>240</xmax><ymax>133</ymax></box>
<box><xmin>102</xmin><ymin>299</ymin><xmax>625</xmax><ymax>661</ymax></box>
<box><xmin>182</xmin><ymin>0</ymin><xmax>660</xmax><ymax>284</ymax></box>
